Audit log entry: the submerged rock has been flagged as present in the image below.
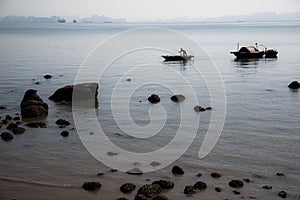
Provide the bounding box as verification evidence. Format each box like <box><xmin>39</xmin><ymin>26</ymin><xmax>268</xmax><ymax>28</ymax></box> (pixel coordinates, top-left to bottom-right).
<box><xmin>170</xmin><ymin>94</ymin><xmax>185</xmax><ymax>102</ymax></box>
<box><xmin>172</xmin><ymin>165</ymin><xmax>184</xmax><ymax>175</ymax></box>
<box><xmin>215</xmin><ymin>187</ymin><xmax>222</xmax><ymax>192</ymax></box>
<box><xmin>194</xmin><ymin>105</ymin><xmax>205</xmax><ymax>112</ymax></box>
<box><xmin>148</xmin><ymin>94</ymin><xmax>160</xmax><ymax>104</ymax></box>
<box><xmin>82</xmin><ymin>182</ymin><xmax>101</xmax><ymax>191</ymax></box>
<box><xmin>127</xmin><ymin>168</ymin><xmax>143</xmax><ymax>175</ymax></box>
<box><xmin>120</xmin><ymin>183</ymin><xmax>136</xmax><ymax>193</ymax></box>
<box><xmin>152</xmin><ymin>195</ymin><xmax>169</xmax><ymax>200</ymax></box>
<box><xmin>20</xmin><ymin>89</ymin><xmax>48</xmax><ymax>118</ymax></box>
<box><xmin>152</xmin><ymin>180</ymin><xmax>174</xmax><ymax>189</ymax></box>
<box><xmin>263</xmin><ymin>185</ymin><xmax>272</xmax><ymax>190</ymax></box>
<box><xmin>193</xmin><ymin>181</ymin><xmax>207</xmax><ymax>191</ymax></box>
<box><xmin>1</xmin><ymin>132</ymin><xmax>14</xmax><ymax>141</ymax></box>
<box><xmin>26</xmin><ymin>122</ymin><xmax>46</xmax><ymax>128</ymax></box>
<box><xmin>184</xmin><ymin>185</ymin><xmax>197</xmax><ymax>195</ymax></box>
<box><xmin>229</xmin><ymin>180</ymin><xmax>244</xmax><ymax>188</ymax></box>
<box><xmin>43</xmin><ymin>74</ymin><xmax>52</xmax><ymax>79</ymax></box>
<box><xmin>55</xmin><ymin>119</ymin><xmax>70</xmax><ymax>126</ymax></box>
<box><xmin>60</xmin><ymin>131</ymin><xmax>69</xmax><ymax>137</ymax></box>
<box><xmin>211</xmin><ymin>172</ymin><xmax>222</xmax><ymax>178</ymax></box>
<box><xmin>288</xmin><ymin>81</ymin><xmax>300</xmax><ymax>89</ymax></box>
<box><xmin>278</xmin><ymin>191</ymin><xmax>287</xmax><ymax>198</ymax></box>
<box><xmin>49</xmin><ymin>83</ymin><xmax>98</xmax><ymax>106</ymax></box>
<box><xmin>12</xmin><ymin>127</ymin><xmax>25</xmax><ymax>135</ymax></box>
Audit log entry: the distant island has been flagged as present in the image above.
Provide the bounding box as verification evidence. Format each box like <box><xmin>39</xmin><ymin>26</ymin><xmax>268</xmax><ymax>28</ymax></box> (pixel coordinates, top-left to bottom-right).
<box><xmin>0</xmin><ymin>15</ymin><xmax>126</xmax><ymax>23</ymax></box>
<box><xmin>0</xmin><ymin>12</ymin><xmax>299</xmax><ymax>23</ymax></box>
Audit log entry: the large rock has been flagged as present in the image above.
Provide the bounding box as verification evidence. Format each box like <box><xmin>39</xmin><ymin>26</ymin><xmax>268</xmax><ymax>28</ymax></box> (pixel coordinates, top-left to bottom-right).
<box><xmin>148</xmin><ymin>94</ymin><xmax>160</xmax><ymax>104</ymax></box>
<box><xmin>82</xmin><ymin>182</ymin><xmax>101</xmax><ymax>191</ymax></box>
<box><xmin>170</xmin><ymin>94</ymin><xmax>185</xmax><ymax>102</ymax></box>
<box><xmin>288</xmin><ymin>81</ymin><xmax>300</xmax><ymax>89</ymax></box>
<box><xmin>20</xmin><ymin>89</ymin><xmax>48</xmax><ymax>118</ymax></box>
<box><xmin>49</xmin><ymin>83</ymin><xmax>98</xmax><ymax>105</ymax></box>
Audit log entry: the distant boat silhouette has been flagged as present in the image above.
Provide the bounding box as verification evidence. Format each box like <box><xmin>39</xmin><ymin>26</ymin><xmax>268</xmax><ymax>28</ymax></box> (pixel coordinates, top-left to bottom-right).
<box><xmin>231</xmin><ymin>43</ymin><xmax>278</xmax><ymax>58</ymax></box>
<box><xmin>57</xmin><ymin>19</ymin><xmax>66</xmax><ymax>23</ymax></box>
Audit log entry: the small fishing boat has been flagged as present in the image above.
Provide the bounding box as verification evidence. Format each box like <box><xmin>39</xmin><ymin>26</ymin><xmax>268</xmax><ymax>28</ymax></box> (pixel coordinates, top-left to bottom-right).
<box><xmin>162</xmin><ymin>55</ymin><xmax>194</xmax><ymax>61</ymax></box>
<box><xmin>230</xmin><ymin>46</ymin><xmax>264</xmax><ymax>59</ymax></box>
<box><xmin>162</xmin><ymin>48</ymin><xmax>194</xmax><ymax>61</ymax></box>
<box><xmin>231</xmin><ymin>43</ymin><xmax>278</xmax><ymax>59</ymax></box>
<box><xmin>57</xmin><ymin>18</ymin><xmax>66</xmax><ymax>23</ymax></box>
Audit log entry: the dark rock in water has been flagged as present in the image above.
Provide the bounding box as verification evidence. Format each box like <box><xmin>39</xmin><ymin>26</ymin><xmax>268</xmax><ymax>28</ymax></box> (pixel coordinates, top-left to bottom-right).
<box><xmin>126</xmin><ymin>78</ymin><xmax>131</xmax><ymax>82</ymax></box>
<box><xmin>35</xmin><ymin>82</ymin><xmax>40</xmax><ymax>85</ymax></box>
<box><xmin>120</xmin><ymin>183</ymin><xmax>136</xmax><ymax>193</ymax></box>
<box><xmin>0</xmin><ymin>106</ymin><xmax>6</xmax><ymax>109</ymax></box>
<box><xmin>196</xmin><ymin>173</ymin><xmax>202</xmax><ymax>177</ymax></box>
<box><xmin>211</xmin><ymin>172</ymin><xmax>222</xmax><ymax>178</ymax></box>
<box><xmin>1</xmin><ymin>132</ymin><xmax>14</xmax><ymax>141</ymax></box>
<box><xmin>194</xmin><ymin>105</ymin><xmax>205</xmax><ymax>112</ymax></box>
<box><xmin>215</xmin><ymin>187</ymin><xmax>222</xmax><ymax>192</ymax></box>
<box><xmin>60</xmin><ymin>131</ymin><xmax>69</xmax><ymax>137</ymax></box>
<box><xmin>193</xmin><ymin>181</ymin><xmax>207</xmax><ymax>191</ymax></box>
<box><xmin>243</xmin><ymin>178</ymin><xmax>250</xmax><ymax>183</ymax></box>
<box><xmin>107</xmin><ymin>151</ymin><xmax>118</xmax><ymax>156</ymax></box>
<box><xmin>288</xmin><ymin>81</ymin><xmax>300</xmax><ymax>89</ymax></box>
<box><xmin>49</xmin><ymin>83</ymin><xmax>98</xmax><ymax>106</ymax></box>
<box><xmin>127</xmin><ymin>168</ymin><xmax>143</xmax><ymax>175</ymax></box>
<box><xmin>82</xmin><ymin>182</ymin><xmax>101</xmax><ymax>191</ymax></box>
<box><xmin>2</xmin><ymin>119</ymin><xmax>8</xmax><ymax>125</ymax></box>
<box><xmin>263</xmin><ymin>185</ymin><xmax>272</xmax><ymax>190</ymax></box>
<box><xmin>97</xmin><ymin>172</ymin><xmax>104</xmax><ymax>176</ymax></box>
<box><xmin>229</xmin><ymin>180</ymin><xmax>244</xmax><ymax>188</ymax></box>
<box><xmin>20</xmin><ymin>89</ymin><xmax>48</xmax><ymax>118</ymax></box>
<box><xmin>150</xmin><ymin>161</ymin><xmax>161</xmax><ymax>167</ymax></box>
<box><xmin>26</xmin><ymin>122</ymin><xmax>46</xmax><ymax>128</ymax></box>
<box><xmin>43</xmin><ymin>74</ymin><xmax>52</xmax><ymax>79</ymax></box>
<box><xmin>233</xmin><ymin>190</ymin><xmax>240</xmax><ymax>195</ymax></box>
<box><xmin>13</xmin><ymin>116</ymin><xmax>20</xmax><ymax>121</ymax></box>
<box><xmin>152</xmin><ymin>195</ymin><xmax>169</xmax><ymax>200</ymax></box>
<box><xmin>152</xmin><ymin>180</ymin><xmax>174</xmax><ymax>189</ymax></box>
<box><xmin>110</xmin><ymin>169</ymin><xmax>118</xmax><ymax>173</ymax></box>
<box><xmin>276</xmin><ymin>172</ymin><xmax>285</xmax><ymax>177</ymax></box>
<box><xmin>148</xmin><ymin>94</ymin><xmax>160</xmax><ymax>104</ymax></box>
<box><xmin>137</xmin><ymin>184</ymin><xmax>162</xmax><ymax>198</ymax></box>
<box><xmin>116</xmin><ymin>198</ymin><xmax>129</xmax><ymax>200</ymax></box>
<box><xmin>12</xmin><ymin>127</ymin><xmax>25</xmax><ymax>135</ymax></box>
<box><xmin>5</xmin><ymin>115</ymin><xmax>12</xmax><ymax>120</ymax></box>
<box><xmin>55</xmin><ymin>119</ymin><xmax>70</xmax><ymax>126</ymax></box>
<box><xmin>170</xmin><ymin>94</ymin><xmax>185</xmax><ymax>102</ymax></box>
<box><xmin>278</xmin><ymin>191</ymin><xmax>287</xmax><ymax>198</ymax></box>
<box><xmin>172</xmin><ymin>166</ymin><xmax>184</xmax><ymax>175</ymax></box>
<box><xmin>205</xmin><ymin>107</ymin><xmax>212</xmax><ymax>110</ymax></box>
<box><xmin>6</xmin><ymin>123</ymin><xmax>18</xmax><ymax>130</ymax></box>
<box><xmin>134</xmin><ymin>194</ymin><xmax>147</xmax><ymax>200</ymax></box>
<box><xmin>184</xmin><ymin>185</ymin><xmax>197</xmax><ymax>195</ymax></box>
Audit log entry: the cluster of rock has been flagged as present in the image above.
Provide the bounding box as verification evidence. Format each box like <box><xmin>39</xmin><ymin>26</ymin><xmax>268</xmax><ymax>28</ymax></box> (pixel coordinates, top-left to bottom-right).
<box><xmin>85</xmin><ymin>166</ymin><xmax>291</xmax><ymax>200</ymax></box>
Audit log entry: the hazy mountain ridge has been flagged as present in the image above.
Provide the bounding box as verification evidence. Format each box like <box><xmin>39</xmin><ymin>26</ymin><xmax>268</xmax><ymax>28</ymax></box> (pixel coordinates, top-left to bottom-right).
<box><xmin>0</xmin><ymin>15</ymin><xmax>126</xmax><ymax>23</ymax></box>
<box><xmin>0</xmin><ymin>12</ymin><xmax>299</xmax><ymax>23</ymax></box>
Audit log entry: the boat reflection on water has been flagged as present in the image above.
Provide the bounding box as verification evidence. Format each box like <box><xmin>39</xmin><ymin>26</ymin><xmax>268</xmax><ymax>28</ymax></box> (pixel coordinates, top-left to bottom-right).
<box><xmin>233</xmin><ymin>58</ymin><xmax>259</xmax><ymax>68</ymax></box>
<box><xmin>162</xmin><ymin>59</ymin><xmax>189</xmax><ymax>70</ymax></box>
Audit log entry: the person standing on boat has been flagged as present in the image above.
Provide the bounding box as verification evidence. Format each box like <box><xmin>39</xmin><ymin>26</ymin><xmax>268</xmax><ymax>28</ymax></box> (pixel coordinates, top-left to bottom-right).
<box><xmin>179</xmin><ymin>48</ymin><xmax>188</xmax><ymax>57</ymax></box>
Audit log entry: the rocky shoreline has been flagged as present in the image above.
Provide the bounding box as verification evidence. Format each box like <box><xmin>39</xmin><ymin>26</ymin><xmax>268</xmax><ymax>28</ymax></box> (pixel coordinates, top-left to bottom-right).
<box><xmin>0</xmin><ymin>80</ymin><xmax>299</xmax><ymax>199</ymax></box>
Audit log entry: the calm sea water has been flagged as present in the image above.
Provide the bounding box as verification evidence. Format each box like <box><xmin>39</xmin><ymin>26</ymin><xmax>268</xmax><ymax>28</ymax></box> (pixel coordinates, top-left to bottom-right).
<box><xmin>0</xmin><ymin>21</ymin><xmax>300</xmax><ymax>199</ymax></box>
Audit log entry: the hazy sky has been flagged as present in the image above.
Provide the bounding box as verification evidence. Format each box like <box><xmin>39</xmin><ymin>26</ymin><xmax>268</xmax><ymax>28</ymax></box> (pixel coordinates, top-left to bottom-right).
<box><xmin>0</xmin><ymin>0</ymin><xmax>299</xmax><ymax>21</ymax></box>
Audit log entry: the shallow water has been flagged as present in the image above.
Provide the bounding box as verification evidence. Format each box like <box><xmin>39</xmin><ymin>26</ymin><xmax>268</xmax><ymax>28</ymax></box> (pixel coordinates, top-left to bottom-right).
<box><xmin>0</xmin><ymin>21</ymin><xmax>300</xmax><ymax>199</ymax></box>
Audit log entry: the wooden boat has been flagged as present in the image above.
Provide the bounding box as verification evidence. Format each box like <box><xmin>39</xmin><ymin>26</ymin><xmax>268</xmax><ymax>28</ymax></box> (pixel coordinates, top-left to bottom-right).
<box><xmin>231</xmin><ymin>43</ymin><xmax>278</xmax><ymax>59</ymax></box>
<box><xmin>230</xmin><ymin>46</ymin><xmax>264</xmax><ymax>59</ymax></box>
